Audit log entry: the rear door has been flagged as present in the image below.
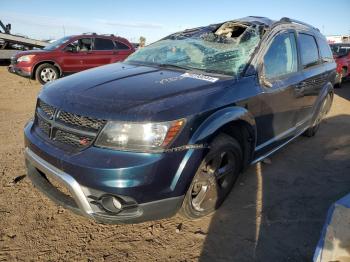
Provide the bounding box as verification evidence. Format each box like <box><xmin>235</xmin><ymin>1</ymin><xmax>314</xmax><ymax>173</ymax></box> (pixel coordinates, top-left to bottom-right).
<box><xmin>90</xmin><ymin>37</ymin><xmax>115</xmax><ymax>67</ymax></box>
<box><xmin>294</xmin><ymin>32</ymin><xmax>325</xmax><ymax>124</ymax></box>
<box><xmin>255</xmin><ymin>30</ymin><xmax>304</xmax><ymax>153</ymax></box>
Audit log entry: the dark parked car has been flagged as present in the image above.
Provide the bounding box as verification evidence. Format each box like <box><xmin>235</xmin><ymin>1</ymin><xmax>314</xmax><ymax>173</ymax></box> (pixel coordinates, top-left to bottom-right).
<box><xmin>330</xmin><ymin>43</ymin><xmax>350</xmax><ymax>87</ymax></box>
<box><xmin>8</xmin><ymin>33</ymin><xmax>135</xmax><ymax>84</ymax></box>
<box><xmin>24</xmin><ymin>16</ymin><xmax>335</xmax><ymax>223</ymax></box>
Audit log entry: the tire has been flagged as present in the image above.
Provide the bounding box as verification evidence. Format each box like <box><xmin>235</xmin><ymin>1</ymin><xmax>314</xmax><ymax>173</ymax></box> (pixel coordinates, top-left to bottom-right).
<box><xmin>304</xmin><ymin>93</ymin><xmax>332</xmax><ymax>137</ymax></box>
<box><xmin>179</xmin><ymin>133</ymin><xmax>242</xmax><ymax>219</ymax></box>
<box><xmin>35</xmin><ymin>63</ymin><xmax>59</xmax><ymax>85</ymax></box>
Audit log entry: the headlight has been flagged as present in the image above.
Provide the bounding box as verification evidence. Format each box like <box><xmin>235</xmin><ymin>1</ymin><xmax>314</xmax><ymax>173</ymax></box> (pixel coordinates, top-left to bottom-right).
<box><xmin>17</xmin><ymin>55</ymin><xmax>35</xmax><ymax>62</ymax></box>
<box><xmin>95</xmin><ymin>119</ymin><xmax>185</xmax><ymax>152</ymax></box>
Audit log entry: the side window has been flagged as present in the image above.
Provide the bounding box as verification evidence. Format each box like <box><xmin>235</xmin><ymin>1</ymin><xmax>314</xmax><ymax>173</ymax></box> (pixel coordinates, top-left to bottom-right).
<box><xmin>67</xmin><ymin>38</ymin><xmax>92</xmax><ymax>52</ymax></box>
<box><xmin>263</xmin><ymin>32</ymin><xmax>298</xmax><ymax>79</ymax></box>
<box><xmin>299</xmin><ymin>34</ymin><xmax>319</xmax><ymax>68</ymax></box>
<box><xmin>94</xmin><ymin>38</ymin><xmax>115</xmax><ymax>50</ymax></box>
<box><xmin>318</xmin><ymin>38</ymin><xmax>333</xmax><ymax>62</ymax></box>
<box><xmin>114</xmin><ymin>41</ymin><xmax>130</xmax><ymax>50</ymax></box>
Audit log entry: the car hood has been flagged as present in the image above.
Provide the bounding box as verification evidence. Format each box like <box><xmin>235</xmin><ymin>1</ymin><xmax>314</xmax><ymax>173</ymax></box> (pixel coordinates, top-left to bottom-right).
<box><xmin>15</xmin><ymin>49</ymin><xmax>49</xmax><ymax>58</ymax></box>
<box><xmin>39</xmin><ymin>62</ymin><xmax>231</xmax><ymax>121</ymax></box>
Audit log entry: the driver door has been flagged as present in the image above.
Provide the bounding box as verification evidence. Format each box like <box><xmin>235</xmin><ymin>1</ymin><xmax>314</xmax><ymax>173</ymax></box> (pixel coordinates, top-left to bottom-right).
<box><xmin>60</xmin><ymin>37</ymin><xmax>93</xmax><ymax>73</ymax></box>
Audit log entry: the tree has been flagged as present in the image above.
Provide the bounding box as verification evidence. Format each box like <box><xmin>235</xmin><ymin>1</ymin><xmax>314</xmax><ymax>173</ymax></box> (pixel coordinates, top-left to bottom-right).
<box><xmin>139</xmin><ymin>36</ymin><xmax>146</xmax><ymax>48</ymax></box>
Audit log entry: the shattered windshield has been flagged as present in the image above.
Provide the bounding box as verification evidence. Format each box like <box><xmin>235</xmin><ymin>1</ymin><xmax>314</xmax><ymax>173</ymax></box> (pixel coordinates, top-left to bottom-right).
<box><xmin>126</xmin><ymin>23</ymin><xmax>261</xmax><ymax>76</ymax></box>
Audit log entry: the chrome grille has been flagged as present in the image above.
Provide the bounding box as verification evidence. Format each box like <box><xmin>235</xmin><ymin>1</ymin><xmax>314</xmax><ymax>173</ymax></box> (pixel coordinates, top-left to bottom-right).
<box><xmin>57</xmin><ymin>111</ymin><xmax>106</xmax><ymax>131</ymax></box>
<box><xmin>54</xmin><ymin>129</ymin><xmax>94</xmax><ymax>148</ymax></box>
<box><xmin>35</xmin><ymin>99</ymin><xmax>105</xmax><ymax>150</ymax></box>
<box><xmin>38</xmin><ymin>100</ymin><xmax>55</xmax><ymax>119</ymax></box>
<box><xmin>37</xmin><ymin>116</ymin><xmax>50</xmax><ymax>136</ymax></box>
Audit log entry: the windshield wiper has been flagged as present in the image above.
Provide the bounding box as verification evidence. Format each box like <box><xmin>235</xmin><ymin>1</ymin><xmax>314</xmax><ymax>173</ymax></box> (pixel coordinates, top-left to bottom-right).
<box><xmin>157</xmin><ymin>63</ymin><xmax>191</xmax><ymax>70</ymax></box>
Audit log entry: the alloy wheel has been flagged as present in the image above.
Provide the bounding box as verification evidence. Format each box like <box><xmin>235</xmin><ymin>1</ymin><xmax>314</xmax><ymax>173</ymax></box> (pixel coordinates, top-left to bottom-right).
<box><xmin>40</xmin><ymin>68</ymin><xmax>57</xmax><ymax>83</ymax></box>
<box><xmin>190</xmin><ymin>150</ymin><xmax>236</xmax><ymax>212</ymax></box>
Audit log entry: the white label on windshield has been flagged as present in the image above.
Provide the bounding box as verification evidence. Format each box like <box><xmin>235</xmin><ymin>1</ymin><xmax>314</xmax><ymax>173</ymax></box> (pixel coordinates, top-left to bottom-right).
<box><xmin>181</xmin><ymin>73</ymin><xmax>219</xmax><ymax>83</ymax></box>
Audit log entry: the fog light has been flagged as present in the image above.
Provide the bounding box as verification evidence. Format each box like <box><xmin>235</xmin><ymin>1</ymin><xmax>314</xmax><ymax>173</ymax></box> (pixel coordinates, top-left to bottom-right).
<box><xmin>112</xmin><ymin>197</ymin><xmax>122</xmax><ymax>210</ymax></box>
<box><xmin>100</xmin><ymin>195</ymin><xmax>124</xmax><ymax>213</ymax></box>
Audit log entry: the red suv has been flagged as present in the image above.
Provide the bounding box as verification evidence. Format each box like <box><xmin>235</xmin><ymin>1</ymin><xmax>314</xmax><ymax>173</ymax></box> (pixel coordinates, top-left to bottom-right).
<box><xmin>8</xmin><ymin>34</ymin><xmax>135</xmax><ymax>84</ymax></box>
<box><xmin>330</xmin><ymin>43</ymin><xmax>350</xmax><ymax>87</ymax></box>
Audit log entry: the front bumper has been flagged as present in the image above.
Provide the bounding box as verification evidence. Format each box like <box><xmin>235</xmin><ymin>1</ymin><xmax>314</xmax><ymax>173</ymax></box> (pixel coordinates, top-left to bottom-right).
<box><xmin>8</xmin><ymin>64</ymin><xmax>31</xmax><ymax>78</ymax></box>
<box><xmin>25</xmin><ymin>147</ymin><xmax>184</xmax><ymax>224</ymax></box>
<box><xmin>24</xmin><ymin>120</ymin><xmax>205</xmax><ymax>223</ymax></box>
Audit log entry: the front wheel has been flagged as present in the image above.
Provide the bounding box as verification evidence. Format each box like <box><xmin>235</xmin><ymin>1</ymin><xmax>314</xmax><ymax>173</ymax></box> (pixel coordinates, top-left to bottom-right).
<box><xmin>179</xmin><ymin>133</ymin><xmax>242</xmax><ymax>219</ymax></box>
<box><xmin>35</xmin><ymin>63</ymin><xmax>59</xmax><ymax>85</ymax></box>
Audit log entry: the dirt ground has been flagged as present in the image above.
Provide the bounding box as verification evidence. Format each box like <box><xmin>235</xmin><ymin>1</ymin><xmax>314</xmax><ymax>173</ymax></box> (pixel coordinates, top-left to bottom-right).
<box><xmin>0</xmin><ymin>66</ymin><xmax>349</xmax><ymax>262</ymax></box>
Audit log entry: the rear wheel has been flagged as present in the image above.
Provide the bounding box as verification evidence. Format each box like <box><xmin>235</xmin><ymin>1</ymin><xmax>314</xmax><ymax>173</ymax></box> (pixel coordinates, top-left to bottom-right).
<box><xmin>35</xmin><ymin>63</ymin><xmax>59</xmax><ymax>85</ymax></box>
<box><xmin>304</xmin><ymin>93</ymin><xmax>332</xmax><ymax>137</ymax></box>
<box><xmin>180</xmin><ymin>133</ymin><xmax>242</xmax><ymax>219</ymax></box>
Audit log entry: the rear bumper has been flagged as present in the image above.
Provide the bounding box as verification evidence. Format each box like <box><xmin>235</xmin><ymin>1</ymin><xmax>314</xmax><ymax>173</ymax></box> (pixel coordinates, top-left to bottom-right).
<box><xmin>25</xmin><ymin>147</ymin><xmax>184</xmax><ymax>224</ymax></box>
<box><xmin>8</xmin><ymin>64</ymin><xmax>31</xmax><ymax>78</ymax></box>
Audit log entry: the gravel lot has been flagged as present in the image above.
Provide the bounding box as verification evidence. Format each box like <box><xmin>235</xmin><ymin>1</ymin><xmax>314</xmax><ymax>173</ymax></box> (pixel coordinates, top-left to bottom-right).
<box><xmin>0</xmin><ymin>66</ymin><xmax>349</xmax><ymax>261</ymax></box>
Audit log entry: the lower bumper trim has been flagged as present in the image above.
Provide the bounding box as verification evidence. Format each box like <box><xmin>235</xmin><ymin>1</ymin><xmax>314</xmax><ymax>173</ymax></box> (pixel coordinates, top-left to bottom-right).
<box><xmin>24</xmin><ymin>147</ymin><xmax>184</xmax><ymax>224</ymax></box>
<box><xmin>8</xmin><ymin>65</ymin><xmax>31</xmax><ymax>78</ymax></box>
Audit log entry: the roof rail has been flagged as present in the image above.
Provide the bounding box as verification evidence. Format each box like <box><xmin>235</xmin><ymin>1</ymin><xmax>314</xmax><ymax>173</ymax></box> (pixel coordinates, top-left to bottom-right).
<box><xmin>279</xmin><ymin>17</ymin><xmax>320</xmax><ymax>32</ymax></box>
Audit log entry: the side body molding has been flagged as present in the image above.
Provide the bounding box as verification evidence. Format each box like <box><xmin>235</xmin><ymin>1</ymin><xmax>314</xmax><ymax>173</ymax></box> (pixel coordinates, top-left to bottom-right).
<box><xmin>189</xmin><ymin>106</ymin><xmax>257</xmax><ymax>146</ymax></box>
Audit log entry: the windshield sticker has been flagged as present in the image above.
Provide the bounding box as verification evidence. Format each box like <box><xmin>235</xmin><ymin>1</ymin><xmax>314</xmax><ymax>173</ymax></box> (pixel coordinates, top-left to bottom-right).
<box><xmin>181</xmin><ymin>73</ymin><xmax>219</xmax><ymax>83</ymax></box>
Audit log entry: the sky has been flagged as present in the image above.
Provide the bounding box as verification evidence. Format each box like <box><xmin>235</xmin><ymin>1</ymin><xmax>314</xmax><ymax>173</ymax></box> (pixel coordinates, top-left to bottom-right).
<box><xmin>1</xmin><ymin>0</ymin><xmax>349</xmax><ymax>44</ymax></box>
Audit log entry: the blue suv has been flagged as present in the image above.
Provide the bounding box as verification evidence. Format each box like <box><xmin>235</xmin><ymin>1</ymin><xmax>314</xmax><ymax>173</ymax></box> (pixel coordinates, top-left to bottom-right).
<box><xmin>24</xmin><ymin>17</ymin><xmax>335</xmax><ymax>223</ymax></box>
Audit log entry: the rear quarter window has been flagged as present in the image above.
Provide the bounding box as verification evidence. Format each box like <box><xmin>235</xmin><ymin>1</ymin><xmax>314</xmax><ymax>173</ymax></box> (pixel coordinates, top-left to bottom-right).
<box><xmin>299</xmin><ymin>33</ymin><xmax>319</xmax><ymax>68</ymax></box>
<box><xmin>317</xmin><ymin>37</ymin><xmax>333</xmax><ymax>62</ymax></box>
<box><xmin>114</xmin><ymin>41</ymin><xmax>130</xmax><ymax>50</ymax></box>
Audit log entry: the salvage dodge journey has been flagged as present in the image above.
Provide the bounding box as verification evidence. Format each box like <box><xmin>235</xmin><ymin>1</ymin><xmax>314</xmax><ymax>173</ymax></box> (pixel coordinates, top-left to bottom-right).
<box><xmin>24</xmin><ymin>16</ymin><xmax>335</xmax><ymax>223</ymax></box>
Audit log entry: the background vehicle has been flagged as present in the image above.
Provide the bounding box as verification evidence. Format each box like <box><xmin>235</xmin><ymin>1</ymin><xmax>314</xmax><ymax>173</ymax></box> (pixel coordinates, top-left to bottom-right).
<box><xmin>8</xmin><ymin>33</ymin><xmax>135</xmax><ymax>84</ymax></box>
<box><xmin>24</xmin><ymin>16</ymin><xmax>335</xmax><ymax>223</ymax></box>
<box><xmin>330</xmin><ymin>43</ymin><xmax>350</xmax><ymax>87</ymax></box>
<box><xmin>0</xmin><ymin>19</ymin><xmax>48</xmax><ymax>60</ymax></box>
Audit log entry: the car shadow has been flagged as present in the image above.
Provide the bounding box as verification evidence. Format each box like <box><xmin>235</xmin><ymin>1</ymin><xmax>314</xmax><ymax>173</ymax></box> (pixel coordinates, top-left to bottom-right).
<box><xmin>0</xmin><ymin>60</ymin><xmax>10</xmax><ymax>66</ymax></box>
<box><xmin>335</xmin><ymin>80</ymin><xmax>350</xmax><ymax>100</ymax></box>
<box><xmin>199</xmin><ymin>114</ymin><xmax>350</xmax><ymax>262</ymax></box>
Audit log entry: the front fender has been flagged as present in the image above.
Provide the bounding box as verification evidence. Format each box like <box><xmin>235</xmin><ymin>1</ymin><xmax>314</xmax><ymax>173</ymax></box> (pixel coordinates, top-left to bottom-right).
<box><xmin>170</xmin><ymin>106</ymin><xmax>256</xmax><ymax>192</ymax></box>
<box><xmin>189</xmin><ymin>106</ymin><xmax>256</xmax><ymax>145</ymax></box>
<box><xmin>31</xmin><ymin>60</ymin><xmax>62</xmax><ymax>78</ymax></box>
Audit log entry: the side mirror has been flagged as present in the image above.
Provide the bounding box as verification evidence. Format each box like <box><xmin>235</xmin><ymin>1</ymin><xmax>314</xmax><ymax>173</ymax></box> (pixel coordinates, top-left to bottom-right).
<box><xmin>258</xmin><ymin>63</ymin><xmax>273</xmax><ymax>88</ymax></box>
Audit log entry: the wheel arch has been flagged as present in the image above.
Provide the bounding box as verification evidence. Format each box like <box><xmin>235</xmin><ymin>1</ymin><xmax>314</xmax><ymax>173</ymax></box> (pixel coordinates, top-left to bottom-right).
<box><xmin>317</xmin><ymin>81</ymin><xmax>334</xmax><ymax>112</ymax></box>
<box><xmin>190</xmin><ymin>106</ymin><xmax>257</xmax><ymax>169</ymax></box>
<box><xmin>31</xmin><ymin>61</ymin><xmax>62</xmax><ymax>80</ymax></box>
